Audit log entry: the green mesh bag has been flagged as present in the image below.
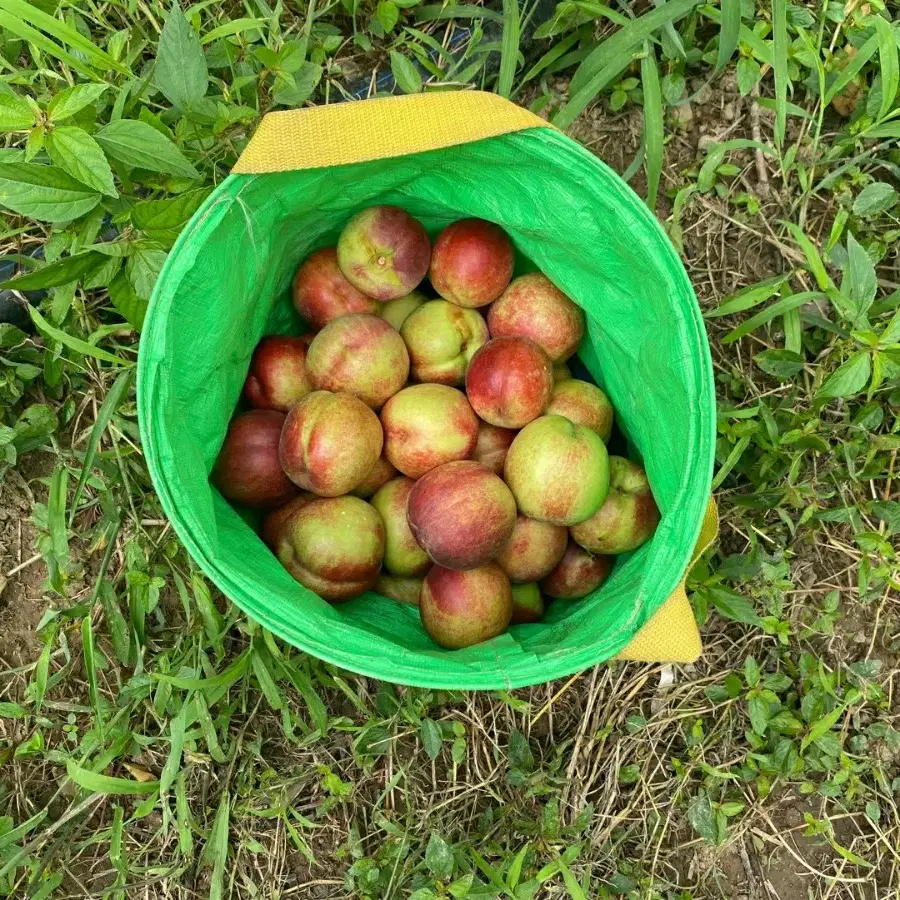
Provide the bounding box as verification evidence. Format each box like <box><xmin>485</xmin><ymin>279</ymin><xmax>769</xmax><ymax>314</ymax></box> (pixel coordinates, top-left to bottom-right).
<box><xmin>137</xmin><ymin>93</ymin><xmax>716</xmax><ymax>689</ymax></box>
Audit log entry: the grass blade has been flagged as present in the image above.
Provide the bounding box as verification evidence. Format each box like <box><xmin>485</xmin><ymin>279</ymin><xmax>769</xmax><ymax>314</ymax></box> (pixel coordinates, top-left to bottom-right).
<box><xmin>200</xmin><ymin>17</ymin><xmax>266</xmax><ymax>44</ymax></box>
<box><xmin>70</xmin><ymin>368</ymin><xmax>133</xmax><ymax>523</ymax></box>
<box><xmin>715</xmin><ymin>0</ymin><xmax>740</xmax><ymax>73</ymax></box>
<box><xmin>498</xmin><ymin>0</ymin><xmax>520</xmax><ymax>98</ymax></box>
<box><xmin>722</xmin><ymin>292</ymin><xmax>821</xmax><ymax>344</ymax></box>
<box><xmin>415</xmin><ymin>4</ymin><xmax>503</xmax><ymax>23</ymax></box>
<box><xmin>782</xmin><ymin>221</ymin><xmax>834</xmax><ymax>290</ymax></box>
<box><xmin>705</xmin><ymin>275</ymin><xmax>791</xmax><ymax>318</ymax></box>
<box><xmin>82</xmin><ymin>615</ymin><xmax>103</xmax><ymax>738</ymax></box>
<box><xmin>160</xmin><ymin>705</ymin><xmax>187</xmax><ymax>796</ymax></box>
<box><xmin>29</xmin><ymin>306</ymin><xmax>129</xmax><ymax>366</ymax></box>
<box><xmin>641</xmin><ymin>42</ymin><xmax>663</xmax><ymax>210</ymax></box>
<box><xmin>202</xmin><ymin>790</ymin><xmax>231</xmax><ymax>900</ymax></box>
<box><xmin>556</xmin><ymin>0</ymin><xmax>701</xmax><ymax>129</ymax></box>
<box><xmin>67</xmin><ymin>760</ymin><xmax>159</xmax><ymax>795</ymax></box>
<box><xmin>0</xmin><ymin>0</ymin><xmax>129</xmax><ymax>74</ymax></box>
<box><xmin>873</xmin><ymin>16</ymin><xmax>898</xmax><ymax>122</ymax></box>
<box><xmin>0</xmin><ymin>11</ymin><xmax>98</xmax><ymax>78</ymax></box>
<box><xmin>772</xmin><ymin>0</ymin><xmax>787</xmax><ymax>147</ymax></box>
<box><xmin>824</xmin><ymin>32</ymin><xmax>878</xmax><ymax>105</ymax></box>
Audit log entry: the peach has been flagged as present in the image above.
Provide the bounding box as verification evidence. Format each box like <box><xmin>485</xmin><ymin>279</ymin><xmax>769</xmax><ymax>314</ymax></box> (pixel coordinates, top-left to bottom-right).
<box><xmin>494</xmin><ymin>515</ymin><xmax>568</xmax><ymax>583</ymax></box>
<box><xmin>569</xmin><ymin>457</ymin><xmax>660</xmax><ymax>554</ymax></box>
<box><xmin>420</xmin><ymin>563</ymin><xmax>512</xmax><ymax>648</ymax></box>
<box><xmin>545</xmin><ymin>379</ymin><xmax>614</xmax><ymax>442</ymax></box>
<box><xmin>306</xmin><ymin>313</ymin><xmax>409</xmax><ymax>408</ymax></box>
<box><xmin>504</xmin><ymin>415</ymin><xmax>609</xmax><ymax>525</ymax></box>
<box><xmin>261</xmin><ymin>493</ymin><xmax>313</xmax><ymax>548</ymax></box>
<box><xmin>400</xmin><ymin>300</ymin><xmax>489</xmax><ymax>386</ymax></box>
<box><xmin>488</xmin><ymin>273</ymin><xmax>585</xmax><ymax>362</ymax></box>
<box><xmin>407</xmin><ymin>461</ymin><xmax>516</xmax><ymax>570</ymax></box>
<box><xmin>510</xmin><ymin>583</ymin><xmax>544</xmax><ymax>624</ymax></box>
<box><xmin>380</xmin><ymin>290</ymin><xmax>426</xmax><ymax>331</ymax></box>
<box><xmin>337</xmin><ymin>205</ymin><xmax>430</xmax><ymax>300</ymax></box>
<box><xmin>213</xmin><ymin>410</ymin><xmax>296</xmax><ymax>508</ymax></box>
<box><xmin>465</xmin><ymin>336</ymin><xmax>553</xmax><ymax>429</ymax></box>
<box><xmin>540</xmin><ymin>541</ymin><xmax>613</xmax><ymax>599</ymax></box>
<box><xmin>292</xmin><ymin>247</ymin><xmax>380</xmax><ymax>329</ymax></box>
<box><xmin>371</xmin><ymin>477</ymin><xmax>431</xmax><ymax>577</ymax></box>
<box><xmin>472</xmin><ymin>422</ymin><xmax>517</xmax><ymax>475</ymax></box>
<box><xmin>243</xmin><ymin>336</ymin><xmax>313</xmax><ymax>413</ymax></box>
<box><xmin>375</xmin><ymin>573</ymin><xmax>425</xmax><ymax>606</ymax></box>
<box><xmin>279</xmin><ymin>391</ymin><xmax>383</xmax><ymax>496</ymax></box>
<box><xmin>274</xmin><ymin>496</ymin><xmax>384</xmax><ymax>602</ymax></box>
<box><xmin>429</xmin><ymin>218</ymin><xmax>514</xmax><ymax>308</ymax></box>
<box><xmin>381</xmin><ymin>384</ymin><xmax>478</xmax><ymax>478</ymax></box>
<box><xmin>553</xmin><ymin>363</ymin><xmax>572</xmax><ymax>383</ymax></box>
<box><xmin>350</xmin><ymin>454</ymin><xmax>397</xmax><ymax>499</ymax></box>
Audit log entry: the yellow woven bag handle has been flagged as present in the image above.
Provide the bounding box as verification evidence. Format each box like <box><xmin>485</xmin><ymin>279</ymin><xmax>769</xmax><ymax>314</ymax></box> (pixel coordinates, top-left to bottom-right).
<box><xmin>234</xmin><ymin>91</ymin><xmax>715</xmax><ymax>663</ymax></box>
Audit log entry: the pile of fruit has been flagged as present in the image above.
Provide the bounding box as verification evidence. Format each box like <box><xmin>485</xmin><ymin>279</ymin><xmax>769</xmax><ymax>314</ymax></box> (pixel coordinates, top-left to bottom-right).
<box><xmin>213</xmin><ymin>206</ymin><xmax>660</xmax><ymax>649</ymax></box>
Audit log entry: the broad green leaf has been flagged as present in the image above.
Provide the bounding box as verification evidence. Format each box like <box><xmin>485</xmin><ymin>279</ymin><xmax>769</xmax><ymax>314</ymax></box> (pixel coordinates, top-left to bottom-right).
<box><xmin>0</xmin><ymin>249</ymin><xmax>105</xmax><ymax>290</ymax></box>
<box><xmin>95</xmin><ymin>120</ymin><xmax>199</xmax><ymax>179</ymax></box>
<box><xmin>641</xmin><ymin>42</ymin><xmax>662</xmax><ymax>210</ymax></box>
<box><xmin>706</xmin><ymin>587</ymin><xmax>762</xmax><ymax>626</ymax></box>
<box><xmin>420</xmin><ymin>717</ymin><xmax>442</xmax><ymax>760</ymax></box>
<box><xmin>842</xmin><ymin>232</ymin><xmax>877</xmax><ymax>326</ymax></box>
<box><xmin>390</xmin><ymin>50</ymin><xmax>423</xmax><ymax>94</ymax></box>
<box><xmin>376</xmin><ymin>0</ymin><xmax>399</xmax><ymax>32</ymax></box>
<box><xmin>0</xmin><ymin>162</ymin><xmax>100</xmax><ymax>222</ymax></box>
<box><xmin>155</xmin><ymin>1</ymin><xmax>209</xmax><ymax>110</ymax></box>
<box><xmin>272</xmin><ymin>63</ymin><xmax>322</xmax><ymax>106</ymax></box>
<box><xmin>132</xmin><ymin>187</ymin><xmax>210</xmax><ymax>239</ymax></box>
<box><xmin>47</xmin><ymin>84</ymin><xmax>109</xmax><ymax>121</ymax></box>
<box><xmin>817</xmin><ymin>350</ymin><xmax>871</xmax><ymax>399</ymax></box>
<box><xmin>126</xmin><ymin>245</ymin><xmax>167</xmax><ymax>302</ymax></box>
<box><xmin>67</xmin><ymin>760</ymin><xmax>159</xmax><ymax>795</ymax></box>
<box><xmin>45</xmin><ymin>126</ymin><xmax>117</xmax><ymax>198</ymax></box>
<box><xmin>687</xmin><ymin>793</ymin><xmax>717</xmax><ymax>843</ymax></box>
<box><xmin>754</xmin><ymin>349</ymin><xmax>804</xmax><ymax>379</ymax></box>
<box><xmin>748</xmin><ymin>693</ymin><xmax>770</xmax><ymax>734</ymax></box>
<box><xmin>853</xmin><ymin>182</ymin><xmax>897</xmax><ymax>217</ymax></box>
<box><xmin>0</xmin><ymin>90</ymin><xmax>34</xmax><ymax>130</ymax></box>
<box><xmin>870</xmin><ymin>500</ymin><xmax>900</xmax><ymax>534</ymax></box>
<box><xmin>425</xmin><ymin>833</ymin><xmax>454</xmax><ymax>878</ymax></box>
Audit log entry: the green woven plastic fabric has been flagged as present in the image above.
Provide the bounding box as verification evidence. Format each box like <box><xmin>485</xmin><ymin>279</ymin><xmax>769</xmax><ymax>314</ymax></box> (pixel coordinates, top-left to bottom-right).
<box><xmin>137</xmin><ymin>128</ymin><xmax>715</xmax><ymax>689</ymax></box>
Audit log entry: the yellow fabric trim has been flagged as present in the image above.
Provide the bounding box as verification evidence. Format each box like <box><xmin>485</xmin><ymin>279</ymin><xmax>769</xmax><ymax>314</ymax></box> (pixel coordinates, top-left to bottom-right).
<box><xmin>615</xmin><ymin>497</ymin><xmax>719</xmax><ymax>663</ymax></box>
<box><xmin>232</xmin><ymin>92</ymin><xmax>550</xmax><ymax>174</ymax></box>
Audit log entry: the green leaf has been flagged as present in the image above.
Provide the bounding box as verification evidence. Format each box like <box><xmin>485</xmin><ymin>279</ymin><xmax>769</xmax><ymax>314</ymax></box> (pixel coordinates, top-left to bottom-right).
<box><xmin>705</xmin><ymin>275</ymin><xmax>790</xmax><ymax>318</ymax></box>
<box><xmin>155</xmin><ymin>1</ymin><xmax>209</xmax><ymax>110</ymax></box>
<box><xmin>870</xmin><ymin>500</ymin><xmax>900</xmax><ymax>534</ymax></box>
<box><xmin>376</xmin><ymin>0</ymin><xmax>399</xmax><ymax>32</ymax></box>
<box><xmin>722</xmin><ymin>292</ymin><xmax>820</xmax><ymax>344</ymax></box>
<box><xmin>425</xmin><ymin>832</ymin><xmax>455</xmax><ymax>878</ymax></box>
<box><xmin>95</xmin><ymin>120</ymin><xmax>199</xmax><ymax>179</ymax></box>
<box><xmin>641</xmin><ymin>42</ymin><xmax>662</xmax><ymax>211</ymax></box>
<box><xmin>107</xmin><ymin>271</ymin><xmax>146</xmax><ymax>330</ymax></box>
<box><xmin>202</xmin><ymin>790</ymin><xmax>230</xmax><ymax>900</ymax></box>
<box><xmin>390</xmin><ymin>51</ymin><xmax>423</xmax><ymax>94</ymax></box>
<box><xmin>272</xmin><ymin>62</ymin><xmax>322</xmax><ymax>106</ymax></box>
<box><xmin>744</xmin><ymin>656</ymin><xmax>760</xmax><ymax>688</ymax></box>
<box><xmin>716</xmin><ymin>0</ymin><xmax>741</xmax><ymax>73</ymax></box>
<box><xmin>853</xmin><ymin>182</ymin><xmax>898</xmax><ymax>217</ymax></box>
<box><xmin>498</xmin><ymin>0</ymin><xmax>520</xmax><ymax>98</ymax></box>
<box><xmin>0</xmin><ymin>90</ymin><xmax>34</xmax><ymax>130</ymax></box>
<box><xmin>843</xmin><ymin>233</ymin><xmax>877</xmax><ymax>325</ymax></box>
<box><xmin>873</xmin><ymin>15</ymin><xmax>899</xmax><ymax>122</ymax></box>
<box><xmin>0</xmin><ymin>162</ymin><xmax>101</xmax><ymax>222</ymax></box>
<box><xmin>748</xmin><ymin>694</ymin><xmax>770</xmax><ymax>734</ymax></box>
<box><xmin>824</xmin><ymin>32</ymin><xmax>878</xmax><ymax>105</ymax></box>
<box><xmin>687</xmin><ymin>793</ymin><xmax>717</xmax><ymax>844</ymax></box>
<box><xmin>782</xmin><ymin>221</ymin><xmax>834</xmax><ymax>291</ymax></box>
<box><xmin>29</xmin><ymin>305</ymin><xmax>128</xmax><ymax>366</ymax></box>
<box><xmin>67</xmin><ymin>760</ymin><xmax>159</xmax><ymax>795</ymax></box>
<box><xmin>817</xmin><ymin>350</ymin><xmax>871</xmax><ymax>400</ymax></box>
<box><xmin>200</xmin><ymin>17</ymin><xmax>266</xmax><ymax>45</ymax></box>
<box><xmin>706</xmin><ymin>587</ymin><xmax>762</xmax><ymax>626</ymax></box>
<box><xmin>45</xmin><ymin>126</ymin><xmax>117</xmax><ymax>198</ymax></box>
<box><xmin>801</xmin><ymin>703</ymin><xmax>847</xmax><ymax>752</ymax></box>
<box><xmin>736</xmin><ymin>56</ymin><xmax>761</xmax><ymax>96</ymax></box>
<box><xmin>132</xmin><ymin>187</ymin><xmax>210</xmax><ymax>240</ymax></box>
<box><xmin>127</xmin><ymin>244</ymin><xmax>167</xmax><ymax>299</ymax></box>
<box><xmin>0</xmin><ymin>249</ymin><xmax>105</xmax><ymax>290</ymax></box>
<box><xmin>754</xmin><ymin>349</ymin><xmax>804</xmax><ymax>379</ymax></box>
<box><xmin>771</xmin><ymin>0</ymin><xmax>787</xmax><ymax>146</ymax></box>
<box><xmin>420</xmin><ymin>717</ymin><xmax>442</xmax><ymax>760</ymax></box>
<box><xmin>508</xmin><ymin>728</ymin><xmax>534</xmax><ymax>772</ymax></box>
<box><xmin>554</xmin><ymin>0</ymin><xmax>700</xmax><ymax>128</ymax></box>
<box><xmin>47</xmin><ymin>84</ymin><xmax>109</xmax><ymax>122</ymax></box>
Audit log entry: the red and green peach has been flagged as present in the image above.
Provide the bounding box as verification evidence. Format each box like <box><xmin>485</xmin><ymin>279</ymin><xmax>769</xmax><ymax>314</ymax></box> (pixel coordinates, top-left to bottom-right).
<box><xmin>465</xmin><ymin>337</ymin><xmax>553</xmax><ymax>429</ymax></box>
<box><xmin>472</xmin><ymin>422</ymin><xmax>517</xmax><ymax>475</ymax></box>
<box><xmin>540</xmin><ymin>541</ymin><xmax>613</xmax><ymax>599</ymax></box>
<box><xmin>244</xmin><ymin>335</ymin><xmax>313</xmax><ymax>413</ymax></box>
<box><xmin>371</xmin><ymin>477</ymin><xmax>431</xmax><ymax>577</ymax></box>
<box><xmin>261</xmin><ymin>493</ymin><xmax>313</xmax><ymax>548</ymax></box>
<box><xmin>306</xmin><ymin>313</ymin><xmax>409</xmax><ymax>408</ymax></box>
<box><xmin>504</xmin><ymin>415</ymin><xmax>609</xmax><ymax>525</ymax></box>
<box><xmin>420</xmin><ymin>563</ymin><xmax>512</xmax><ymax>648</ymax></box>
<box><xmin>429</xmin><ymin>218</ymin><xmax>514</xmax><ymax>308</ymax></box>
<box><xmin>569</xmin><ymin>457</ymin><xmax>660</xmax><ymax>554</ymax></box>
<box><xmin>213</xmin><ymin>409</ymin><xmax>296</xmax><ymax>508</ymax></box>
<box><xmin>279</xmin><ymin>391</ymin><xmax>383</xmax><ymax>496</ymax></box>
<box><xmin>375</xmin><ymin>573</ymin><xmax>425</xmax><ymax>606</ymax></box>
<box><xmin>380</xmin><ymin>384</ymin><xmax>478</xmax><ymax>478</ymax></box>
<box><xmin>488</xmin><ymin>273</ymin><xmax>585</xmax><ymax>362</ymax></box>
<box><xmin>292</xmin><ymin>247</ymin><xmax>380</xmax><ymax>329</ymax></box>
<box><xmin>337</xmin><ymin>205</ymin><xmax>431</xmax><ymax>300</ymax></box>
<box><xmin>274</xmin><ymin>496</ymin><xmax>384</xmax><ymax>602</ymax></box>
<box><xmin>545</xmin><ymin>379</ymin><xmax>614</xmax><ymax>442</ymax></box>
<box><xmin>510</xmin><ymin>582</ymin><xmax>544</xmax><ymax>624</ymax></box>
<box><xmin>494</xmin><ymin>515</ymin><xmax>568</xmax><ymax>583</ymax></box>
<box><xmin>350</xmin><ymin>454</ymin><xmax>397</xmax><ymax>499</ymax></box>
<box><xmin>407</xmin><ymin>460</ymin><xmax>516</xmax><ymax>570</ymax></box>
<box><xmin>380</xmin><ymin>290</ymin><xmax>426</xmax><ymax>331</ymax></box>
<box><xmin>400</xmin><ymin>300</ymin><xmax>489</xmax><ymax>386</ymax></box>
